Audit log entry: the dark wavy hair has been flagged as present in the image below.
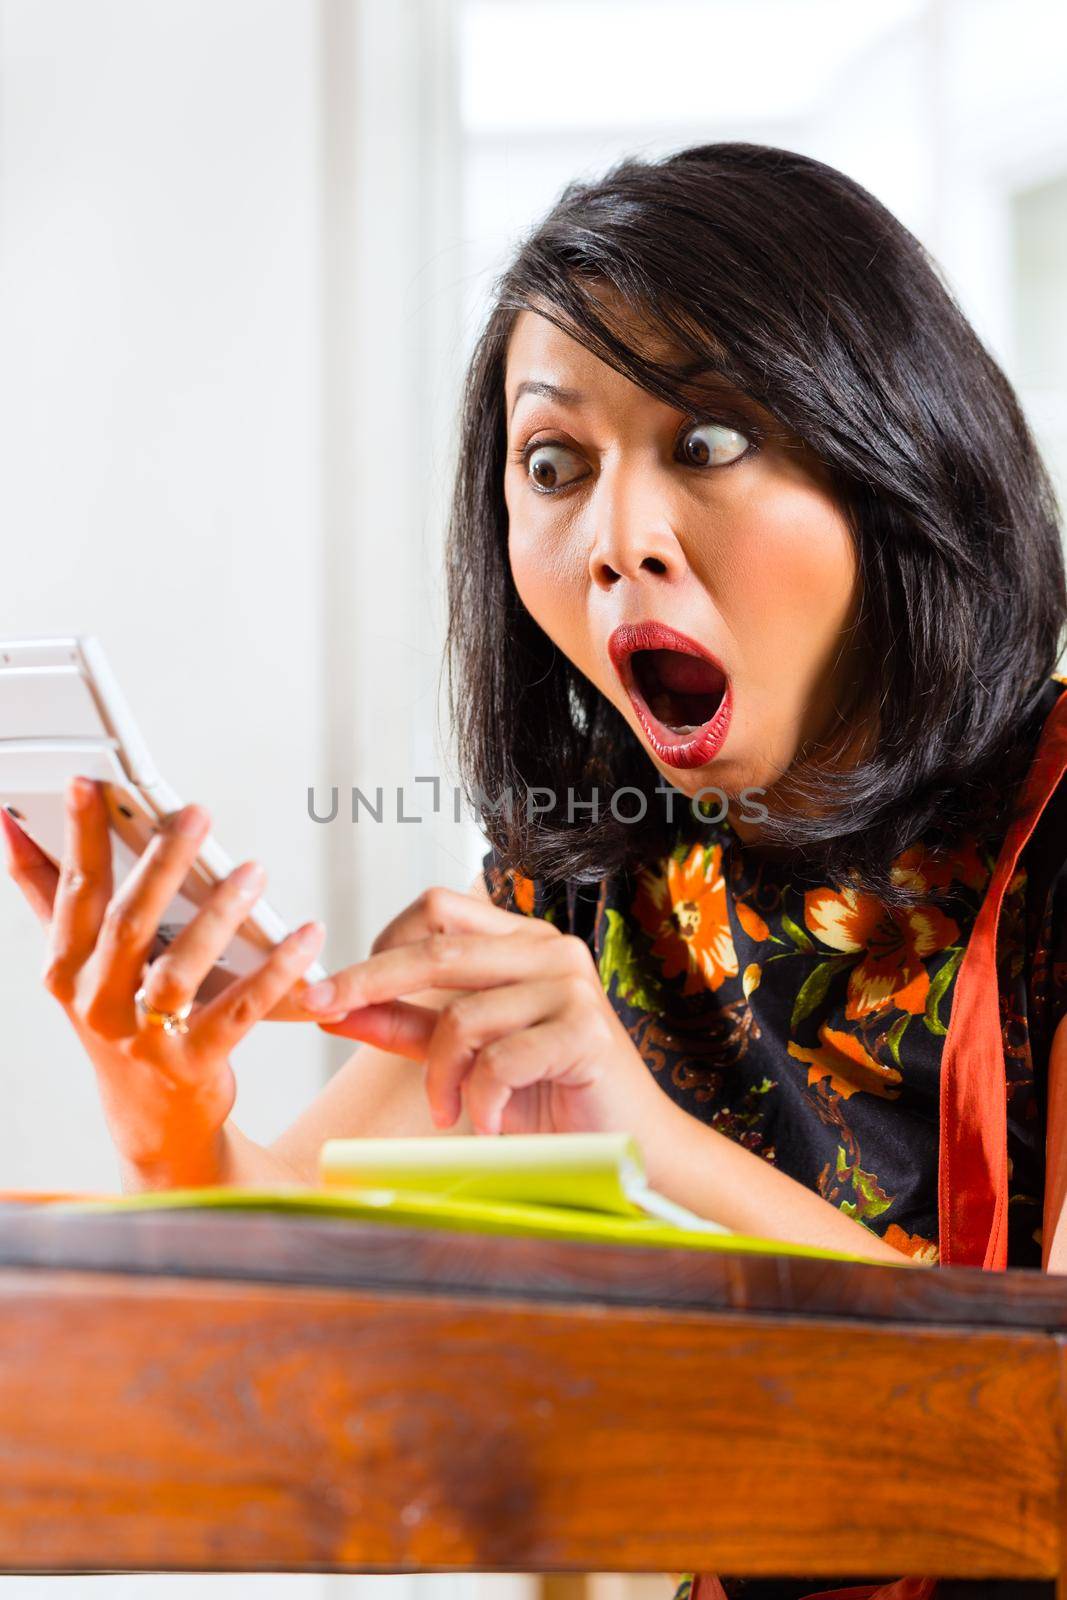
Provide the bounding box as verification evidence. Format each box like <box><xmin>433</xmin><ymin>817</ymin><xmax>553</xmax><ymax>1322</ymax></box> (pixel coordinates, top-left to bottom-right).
<box><xmin>443</xmin><ymin>141</ymin><xmax>1066</xmax><ymax>909</ymax></box>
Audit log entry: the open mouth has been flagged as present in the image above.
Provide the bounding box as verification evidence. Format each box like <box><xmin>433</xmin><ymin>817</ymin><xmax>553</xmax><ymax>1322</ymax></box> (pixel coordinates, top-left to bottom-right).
<box><xmin>608</xmin><ymin>623</ymin><xmax>732</xmax><ymax>770</ymax></box>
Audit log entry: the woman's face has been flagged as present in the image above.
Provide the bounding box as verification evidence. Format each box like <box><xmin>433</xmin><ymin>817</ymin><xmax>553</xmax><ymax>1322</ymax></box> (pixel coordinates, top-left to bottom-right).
<box><xmin>502</xmin><ymin>304</ymin><xmax>863</xmax><ymax>833</ymax></box>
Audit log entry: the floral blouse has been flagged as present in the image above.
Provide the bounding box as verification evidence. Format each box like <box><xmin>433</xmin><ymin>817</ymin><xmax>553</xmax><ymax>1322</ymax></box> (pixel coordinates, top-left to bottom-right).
<box><xmin>482</xmin><ymin>674</ymin><xmax>1067</xmax><ymax>1600</ymax></box>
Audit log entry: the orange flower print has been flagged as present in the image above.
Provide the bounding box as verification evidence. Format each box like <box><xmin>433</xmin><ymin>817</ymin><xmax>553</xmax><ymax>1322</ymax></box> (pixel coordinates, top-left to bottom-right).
<box><xmin>803</xmin><ymin>879</ymin><xmax>959</xmax><ymax>1020</ymax></box>
<box><xmin>736</xmin><ymin>900</ymin><xmax>771</xmax><ymax>942</ymax></box>
<box><xmin>788</xmin><ymin>1022</ymin><xmax>903</xmax><ymax>1100</ymax></box>
<box><xmin>632</xmin><ymin>841</ymin><xmax>739</xmax><ymax>996</ymax></box>
<box><xmin>487</xmin><ymin>863</ymin><xmax>535</xmax><ymax>915</ymax></box>
<box><xmin>506</xmin><ymin>869</ymin><xmax>535</xmax><ymax>916</ymax></box>
<box><xmin>892</xmin><ymin>839</ymin><xmax>990</xmax><ymax>896</ymax></box>
<box><xmin>884</xmin><ymin>1223</ymin><xmax>939</xmax><ymax>1264</ymax></box>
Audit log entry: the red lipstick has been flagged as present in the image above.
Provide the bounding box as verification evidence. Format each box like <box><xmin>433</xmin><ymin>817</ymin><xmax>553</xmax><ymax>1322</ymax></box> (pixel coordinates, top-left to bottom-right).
<box><xmin>608</xmin><ymin>621</ymin><xmax>732</xmax><ymax>770</ymax></box>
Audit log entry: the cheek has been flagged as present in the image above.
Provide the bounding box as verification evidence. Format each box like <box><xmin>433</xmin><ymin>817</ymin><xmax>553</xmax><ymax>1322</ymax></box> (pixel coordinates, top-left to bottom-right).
<box><xmin>719</xmin><ymin>481</ymin><xmax>859</xmax><ymax>663</ymax></box>
<box><xmin>506</xmin><ymin>489</ymin><xmax>589</xmax><ymax>641</ymax></box>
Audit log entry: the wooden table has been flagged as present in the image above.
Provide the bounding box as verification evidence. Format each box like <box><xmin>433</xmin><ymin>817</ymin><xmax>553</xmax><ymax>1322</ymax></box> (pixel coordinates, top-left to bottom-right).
<box><xmin>0</xmin><ymin>1206</ymin><xmax>1064</xmax><ymax>1590</ymax></box>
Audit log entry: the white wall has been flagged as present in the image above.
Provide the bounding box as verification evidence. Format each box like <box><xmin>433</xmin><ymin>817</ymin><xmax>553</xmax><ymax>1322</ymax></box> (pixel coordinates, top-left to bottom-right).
<box><xmin>0</xmin><ymin>0</ymin><xmax>326</xmax><ymax>1186</ymax></box>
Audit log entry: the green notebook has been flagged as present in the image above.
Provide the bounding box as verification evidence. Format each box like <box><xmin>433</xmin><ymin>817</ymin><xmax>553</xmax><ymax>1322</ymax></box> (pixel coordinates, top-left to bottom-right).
<box><xmin>43</xmin><ymin>1131</ymin><xmax>890</xmax><ymax>1266</ymax></box>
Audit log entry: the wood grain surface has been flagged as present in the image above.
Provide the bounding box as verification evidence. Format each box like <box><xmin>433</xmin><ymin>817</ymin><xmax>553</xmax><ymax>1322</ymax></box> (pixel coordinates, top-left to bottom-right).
<box><xmin>0</xmin><ymin>1238</ymin><xmax>1061</xmax><ymax>1579</ymax></box>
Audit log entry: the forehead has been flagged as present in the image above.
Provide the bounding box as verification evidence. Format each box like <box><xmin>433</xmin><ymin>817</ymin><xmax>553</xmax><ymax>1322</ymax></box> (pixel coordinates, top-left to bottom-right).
<box><xmin>505</xmin><ymin>301</ymin><xmax>679</xmax><ymax>388</ymax></box>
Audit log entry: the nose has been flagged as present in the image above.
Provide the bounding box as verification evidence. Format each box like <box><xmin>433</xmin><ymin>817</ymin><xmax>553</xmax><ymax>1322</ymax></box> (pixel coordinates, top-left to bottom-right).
<box><xmin>587</xmin><ymin>478</ymin><xmax>686</xmax><ymax>591</ymax></box>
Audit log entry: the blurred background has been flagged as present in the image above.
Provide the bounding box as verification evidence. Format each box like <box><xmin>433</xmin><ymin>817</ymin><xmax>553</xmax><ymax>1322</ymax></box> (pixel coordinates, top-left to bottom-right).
<box><xmin>0</xmin><ymin>0</ymin><xmax>1065</xmax><ymax>1595</ymax></box>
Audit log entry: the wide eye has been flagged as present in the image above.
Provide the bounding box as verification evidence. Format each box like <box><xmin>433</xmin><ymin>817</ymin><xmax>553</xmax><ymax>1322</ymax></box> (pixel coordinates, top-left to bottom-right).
<box><xmin>679</xmin><ymin>421</ymin><xmax>750</xmax><ymax>467</ymax></box>
<box><xmin>524</xmin><ymin>443</ymin><xmax>587</xmax><ymax>492</ymax></box>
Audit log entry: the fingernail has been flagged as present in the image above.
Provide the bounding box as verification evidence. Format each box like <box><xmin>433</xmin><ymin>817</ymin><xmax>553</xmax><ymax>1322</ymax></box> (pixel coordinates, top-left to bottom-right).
<box><xmin>232</xmin><ymin>861</ymin><xmax>266</xmax><ymax>897</ymax></box>
<box><xmin>70</xmin><ymin>776</ymin><xmax>94</xmax><ymax>809</ymax></box>
<box><xmin>174</xmin><ymin>805</ymin><xmax>208</xmax><ymax>837</ymax></box>
<box><xmin>295</xmin><ymin>921</ymin><xmax>325</xmax><ymax>951</ymax></box>
<box><xmin>302</xmin><ymin>977</ymin><xmax>335</xmax><ymax>1009</ymax></box>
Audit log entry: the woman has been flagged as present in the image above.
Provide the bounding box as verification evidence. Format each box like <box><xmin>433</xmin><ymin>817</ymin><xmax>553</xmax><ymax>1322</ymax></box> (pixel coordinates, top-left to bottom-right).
<box><xmin>4</xmin><ymin>143</ymin><xmax>1066</xmax><ymax>1600</ymax></box>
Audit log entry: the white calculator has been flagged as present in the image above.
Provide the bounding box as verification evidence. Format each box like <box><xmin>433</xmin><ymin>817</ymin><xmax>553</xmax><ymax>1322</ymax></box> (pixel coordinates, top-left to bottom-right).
<box><xmin>0</xmin><ymin>634</ymin><xmax>327</xmax><ymax>1003</ymax></box>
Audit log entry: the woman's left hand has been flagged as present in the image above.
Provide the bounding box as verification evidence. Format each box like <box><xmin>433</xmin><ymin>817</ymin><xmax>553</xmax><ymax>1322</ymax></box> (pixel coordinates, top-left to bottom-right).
<box><xmin>300</xmin><ymin>887</ymin><xmax>671</xmax><ymax>1139</ymax></box>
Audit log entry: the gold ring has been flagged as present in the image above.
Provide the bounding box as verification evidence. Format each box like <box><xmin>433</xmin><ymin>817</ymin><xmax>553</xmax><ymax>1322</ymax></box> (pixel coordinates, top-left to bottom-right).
<box><xmin>134</xmin><ymin>984</ymin><xmax>192</xmax><ymax>1036</ymax></box>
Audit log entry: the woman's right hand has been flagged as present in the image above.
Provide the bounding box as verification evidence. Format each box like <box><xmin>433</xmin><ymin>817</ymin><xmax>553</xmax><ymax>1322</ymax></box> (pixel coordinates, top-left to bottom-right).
<box><xmin>0</xmin><ymin>775</ymin><xmax>326</xmax><ymax>1188</ymax></box>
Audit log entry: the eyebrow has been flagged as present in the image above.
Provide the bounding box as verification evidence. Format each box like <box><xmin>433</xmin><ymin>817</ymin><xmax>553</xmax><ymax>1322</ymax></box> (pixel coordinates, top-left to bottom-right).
<box><xmin>508</xmin><ymin>365</ymin><xmax>758</xmax><ymax>426</ymax></box>
<box><xmin>509</xmin><ymin>380</ymin><xmax>584</xmax><ymax>421</ymax></box>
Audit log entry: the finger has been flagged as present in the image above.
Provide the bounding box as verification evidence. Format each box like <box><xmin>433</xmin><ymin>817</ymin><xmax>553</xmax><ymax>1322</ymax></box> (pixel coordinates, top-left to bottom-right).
<box><xmin>462</xmin><ymin>1017</ymin><xmax>580</xmax><ymax>1136</ymax></box>
<box><xmin>0</xmin><ymin>807</ymin><xmax>60</xmax><ymax>925</ymax></box>
<box><xmin>190</xmin><ymin>920</ymin><xmax>327</xmax><ymax>1054</ymax></box>
<box><xmin>423</xmin><ymin>980</ymin><xmax>559</xmax><ymax>1127</ymax></box>
<box><xmin>302</xmin><ymin>928</ymin><xmax>583</xmax><ymax>1016</ymax></box>
<box><xmin>90</xmin><ymin>802</ymin><xmax>210</xmax><ymax>1006</ymax></box>
<box><xmin>139</xmin><ymin>859</ymin><xmax>267</xmax><ymax>1014</ymax></box>
<box><xmin>462</xmin><ymin>1060</ymin><xmax>513</xmax><ymax>1139</ymax></box>
<box><xmin>42</xmin><ymin>777</ymin><xmax>114</xmax><ymax>1002</ymax></box>
<box><xmin>368</xmin><ymin>884</ymin><xmax>559</xmax><ymax>958</ymax></box>
<box><xmin>261</xmin><ymin>984</ymin><xmax>341</xmax><ymax>1023</ymax></box>
<box><xmin>316</xmin><ymin>998</ymin><xmax>441</xmax><ymax>1055</ymax></box>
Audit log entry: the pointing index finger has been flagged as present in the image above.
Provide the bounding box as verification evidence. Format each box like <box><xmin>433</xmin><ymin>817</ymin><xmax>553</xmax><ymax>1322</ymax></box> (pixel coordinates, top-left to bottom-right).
<box><xmin>303</xmin><ymin>929</ymin><xmax>571</xmax><ymax>1015</ymax></box>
